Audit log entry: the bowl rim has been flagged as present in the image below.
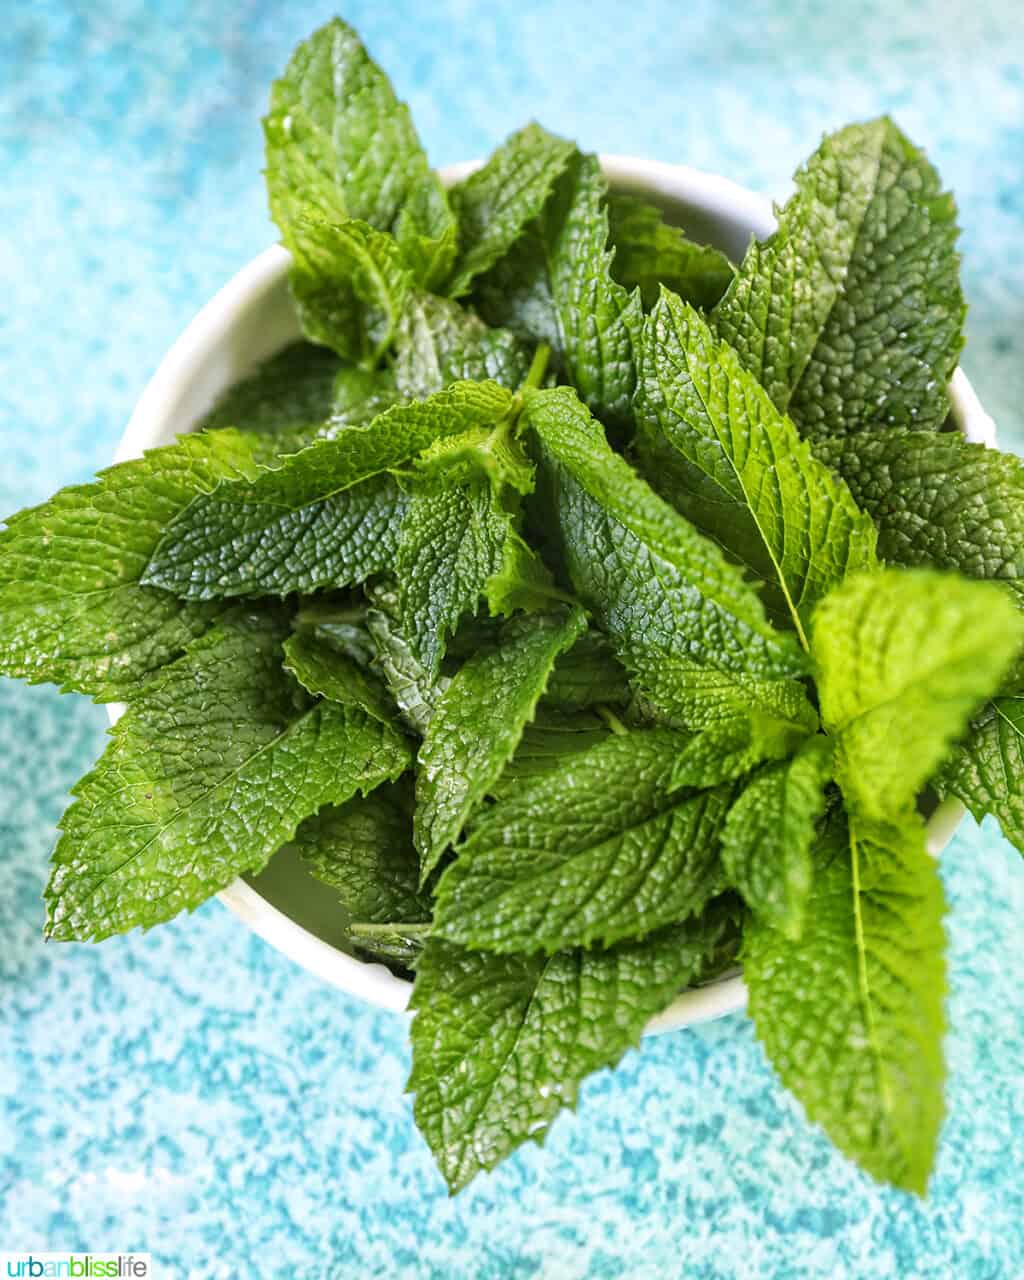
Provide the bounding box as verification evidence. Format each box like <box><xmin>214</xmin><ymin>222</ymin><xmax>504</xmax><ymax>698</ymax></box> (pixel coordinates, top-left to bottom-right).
<box><xmin>112</xmin><ymin>153</ymin><xmax>991</xmax><ymax>1032</ymax></box>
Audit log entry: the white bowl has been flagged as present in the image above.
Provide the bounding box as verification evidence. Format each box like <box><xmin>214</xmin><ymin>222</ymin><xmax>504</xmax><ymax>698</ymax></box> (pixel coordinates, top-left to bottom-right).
<box><xmin>112</xmin><ymin>156</ymin><xmax>992</xmax><ymax>1032</ymax></box>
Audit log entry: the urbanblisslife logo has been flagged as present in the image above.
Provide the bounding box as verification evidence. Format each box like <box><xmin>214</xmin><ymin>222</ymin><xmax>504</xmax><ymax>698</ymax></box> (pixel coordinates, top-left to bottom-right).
<box><xmin>1</xmin><ymin>1257</ymin><xmax>152</xmax><ymax>1278</ymax></box>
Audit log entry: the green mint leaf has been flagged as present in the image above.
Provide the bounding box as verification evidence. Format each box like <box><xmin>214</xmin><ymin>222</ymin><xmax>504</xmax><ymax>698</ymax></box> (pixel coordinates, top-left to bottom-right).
<box><xmin>636</xmin><ymin>294</ymin><xmax>878</xmax><ymax>637</ymax></box>
<box><xmin>938</xmin><ymin>696</ymin><xmax>1024</xmax><ymax>856</ymax></box>
<box><xmin>365</xmin><ymin>582</ymin><xmax>450</xmax><ymax>735</ymax></box>
<box><xmin>492</xmin><ymin>707</ymin><xmax>614</xmax><ymax>797</ymax></box>
<box><xmin>143</xmin><ymin>381</ymin><xmax>513</xmax><ymax>600</ymax></box>
<box><xmin>606</xmin><ymin>193</ymin><xmax>734</xmax><ymax>311</ymax></box>
<box><xmin>524</xmin><ymin>385</ymin><xmax>809</xmax><ymax>728</ymax></box>
<box><xmin>813</xmin><ymin>569</ymin><xmax>1024</xmax><ymax>821</ymax></box>
<box><xmin>393</xmin><ymin>292</ymin><xmax>533</xmax><ymax>400</ymax></box>
<box><xmin>446</xmin><ymin>123</ymin><xmax>576</xmax><ymax>296</ymax></box>
<box><xmin>395</xmin><ymin>420</ymin><xmax>548</xmax><ymax>674</ymax></box>
<box><xmin>329</xmin><ymin>365</ymin><xmax>402</xmax><ymax>428</ymax></box>
<box><xmin>199</xmin><ymin>342</ymin><xmax>341</xmax><ymax>438</ymax></box>
<box><xmin>349</xmin><ymin>921</ymin><xmax>429</xmax><ymax>968</ymax></box>
<box><xmin>287</xmin><ymin>216</ymin><xmax>413</xmax><ymax>363</ymax></box>
<box><xmin>720</xmin><ymin>736</ymin><xmax>833</xmax><ymax>936</ymax></box>
<box><xmin>294</xmin><ymin>786</ymin><xmax>430</xmax><ymax>924</ymax></box>
<box><xmin>414</xmin><ymin>607</ymin><xmax>586</xmax><ymax>881</ymax></box>
<box><xmin>814</xmin><ymin>431</ymin><xmax>1024</xmax><ymax>606</ymax></box>
<box><xmin>474</xmin><ymin>152</ymin><xmax>643</xmax><ymax>430</ymax></box>
<box><xmin>395</xmin><ymin>482</ymin><xmax>518</xmax><ymax>675</ymax></box>
<box><xmin>283</xmin><ymin>627</ymin><xmax>400</xmax><ymax>728</ymax></box>
<box><xmin>744</xmin><ymin>811</ymin><xmax>946</xmax><ymax>1193</ymax></box>
<box><xmin>432</xmin><ymin>727</ymin><xmax>732</xmax><ymax>953</ymax></box>
<box><xmin>714</xmin><ymin>117</ymin><xmax>964</xmax><ymax>438</ymax></box>
<box><xmin>45</xmin><ymin>609</ymin><xmax>411</xmax><ymax>941</ymax></box>
<box><xmin>542</xmin><ymin>628</ymin><xmax>633</xmax><ymax>712</ymax></box>
<box><xmin>410</xmin><ymin>905</ymin><xmax>739</xmax><ymax>1191</ymax></box>
<box><xmin>0</xmin><ymin>430</ymin><xmax>275</xmax><ymax>700</ymax></box>
<box><xmin>264</xmin><ymin>18</ymin><xmax>455</xmax><ymax>287</ymax></box>
<box><xmin>670</xmin><ymin>715</ymin><xmax>815</xmax><ymax>792</ymax></box>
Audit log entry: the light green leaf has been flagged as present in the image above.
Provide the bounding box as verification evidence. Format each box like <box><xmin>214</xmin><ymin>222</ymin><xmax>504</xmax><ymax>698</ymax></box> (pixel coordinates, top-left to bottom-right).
<box><xmin>293</xmin><ymin>786</ymin><xmax>430</xmax><ymax>924</ymax></box>
<box><xmin>744</xmin><ymin>811</ymin><xmax>946</xmax><ymax>1193</ymax></box>
<box><xmin>669</xmin><ymin>714</ymin><xmax>815</xmax><ymax>792</ymax></box>
<box><xmin>410</xmin><ymin>904</ymin><xmax>740</xmax><ymax>1191</ymax></box>
<box><xmin>45</xmin><ymin>610</ymin><xmax>411</xmax><ymax>941</ymax></box>
<box><xmin>395</xmin><ymin>419</ymin><xmax>548</xmax><ymax>674</ymax></box>
<box><xmin>287</xmin><ymin>217</ymin><xmax>413</xmax><ymax>362</ymax></box>
<box><xmin>714</xmin><ymin>117</ymin><xmax>964</xmax><ymax>438</ymax></box>
<box><xmin>524</xmin><ymin>385</ymin><xmax>809</xmax><ymax>728</ymax></box>
<box><xmin>264</xmin><ymin>17</ymin><xmax>455</xmax><ymax>287</ymax></box>
<box><xmin>393</xmin><ymin>292</ymin><xmax>534</xmax><ymax>400</ymax></box>
<box><xmin>636</xmin><ymin>294</ymin><xmax>878</xmax><ymax>637</ymax></box>
<box><xmin>812</xmin><ymin>569</ymin><xmax>1024</xmax><ymax>821</ymax></box>
<box><xmin>142</xmin><ymin>381</ymin><xmax>513</xmax><ymax>600</ymax></box>
<box><xmin>720</xmin><ymin>736</ymin><xmax>834</xmax><ymax>936</ymax></box>
<box><xmin>607</xmin><ymin>192</ymin><xmax>734</xmax><ymax>311</ymax></box>
<box><xmin>0</xmin><ymin>430</ymin><xmax>275</xmax><ymax>701</ymax></box>
<box><xmin>938</xmin><ymin>695</ymin><xmax>1024</xmax><ymax>857</ymax></box>
<box><xmin>474</xmin><ymin>152</ymin><xmax>643</xmax><ymax>430</ymax></box>
<box><xmin>283</xmin><ymin>627</ymin><xmax>400</xmax><ymax>728</ymax></box>
<box><xmin>432</xmin><ymin>727</ymin><xmax>733</xmax><ymax>953</ymax></box>
<box><xmin>415</xmin><ymin>607</ymin><xmax>586</xmax><ymax>881</ymax></box>
<box><xmin>446</xmin><ymin>123</ymin><xmax>576</xmax><ymax>296</ymax></box>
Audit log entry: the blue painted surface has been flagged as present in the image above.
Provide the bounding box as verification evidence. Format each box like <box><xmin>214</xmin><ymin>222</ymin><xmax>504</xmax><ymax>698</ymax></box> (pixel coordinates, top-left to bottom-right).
<box><xmin>2</xmin><ymin>2</ymin><xmax>1023</xmax><ymax>1275</ymax></box>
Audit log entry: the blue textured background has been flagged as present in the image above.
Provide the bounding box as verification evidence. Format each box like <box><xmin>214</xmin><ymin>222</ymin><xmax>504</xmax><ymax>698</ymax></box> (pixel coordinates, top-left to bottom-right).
<box><xmin>2</xmin><ymin>2</ymin><xmax>1023</xmax><ymax>1275</ymax></box>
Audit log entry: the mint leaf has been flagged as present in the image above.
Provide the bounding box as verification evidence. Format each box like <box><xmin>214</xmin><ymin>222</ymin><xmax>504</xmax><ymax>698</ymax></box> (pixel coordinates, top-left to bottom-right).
<box><xmin>199</xmin><ymin>342</ymin><xmax>341</xmax><ymax>438</ymax></box>
<box><xmin>814</xmin><ymin>431</ymin><xmax>1024</xmax><ymax>603</ymax></box>
<box><xmin>474</xmin><ymin>152</ymin><xmax>642</xmax><ymax>430</ymax></box>
<box><xmin>607</xmin><ymin>193</ymin><xmax>734</xmax><ymax>310</ymax></box>
<box><xmin>287</xmin><ymin>216</ymin><xmax>412</xmax><ymax>363</ymax></box>
<box><xmin>636</xmin><ymin>294</ymin><xmax>878</xmax><ymax>637</ymax></box>
<box><xmin>143</xmin><ymin>381</ymin><xmax>513</xmax><ymax>600</ymax></box>
<box><xmin>294</xmin><ymin>786</ymin><xmax>430</xmax><ymax>924</ymax></box>
<box><xmin>365</xmin><ymin>582</ymin><xmax>449</xmax><ymax>735</ymax></box>
<box><xmin>264</xmin><ymin>18</ymin><xmax>455</xmax><ymax>288</ymax></box>
<box><xmin>543</xmin><ymin>628</ymin><xmax>633</xmax><ymax>712</ymax></box>
<box><xmin>394</xmin><ymin>293</ymin><xmax>533</xmax><ymax>400</ymax></box>
<box><xmin>432</xmin><ymin>727</ymin><xmax>733</xmax><ymax>953</ymax></box>
<box><xmin>350</xmin><ymin>921</ymin><xmax>429</xmax><ymax>968</ymax></box>
<box><xmin>415</xmin><ymin>607</ymin><xmax>585</xmax><ymax>881</ymax></box>
<box><xmin>446</xmin><ymin>123</ymin><xmax>575</xmax><ymax>296</ymax></box>
<box><xmin>283</xmin><ymin>627</ymin><xmax>400</xmax><ymax>728</ymax></box>
<box><xmin>524</xmin><ymin>386</ymin><xmax>809</xmax><ymax>727</ymax></box>
<box><xmin>813</xmin><ymin>569</ymin><xmax>1024</xmax><ymax>821</ymax></box>
<box><xmin>328</xmin><ymin>366</ymin><xmax>402</xmax><ymax>430</ymax></box>
<box><xmin>395</xmin><ymin>420</ymin><xmax>548</xmax><ymax>674</ymax></box>
<box><xmin>0</xmin><ymin>430</ymin><xmax>274</xmax><ymax>700</ymax></box>
<box><xmin>714</xmin><ymin>117</ymin><xmax>964</xmax><ymax>438</ymax></box>
<box><xmin>720</xmin><ymin>736</ymin><xmax>833</xmax><ymax>936</ymax></box>
<box><xmin>410</xmin><ymin>905</ymin><xmax>739</xmax><ymax>1191</ymax></box>
<box><xmin>744</xmin><ymin>811</ymin><xmax>946</xmax><ymax>1193</ymax></box>
<box><xmin>938</xmin><ymin>696</ymin><xmax>1024</xmax><ymax>856</ymax></box>
<box><xmin>45</xmin><ymin>609</ymin><xmax>411</xmax><ymax>941</ymax></box>
<box><xmin>492</xmin><ymin>707</ymin><xmax>613</xmax><ymax>797</ymax></box>
<box><xmin>669</xmin><ymin>715</ymin><xmax>815</xmax><ymax>792</ymax></box>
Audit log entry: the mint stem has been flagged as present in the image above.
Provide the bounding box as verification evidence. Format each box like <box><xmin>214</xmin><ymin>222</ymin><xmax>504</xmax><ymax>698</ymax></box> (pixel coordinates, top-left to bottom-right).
<box><xmin>521</xmin><ymin>343</ymin><xmax>551</xmax><ymax>392</ymax></box>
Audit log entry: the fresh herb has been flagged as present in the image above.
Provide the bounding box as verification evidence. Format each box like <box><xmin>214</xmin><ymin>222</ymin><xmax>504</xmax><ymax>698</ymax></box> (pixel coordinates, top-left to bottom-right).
<box><xmin>4</xmin><ymin>14</ymin><xmax>1021</xmax><ymax>1197</ymax></box>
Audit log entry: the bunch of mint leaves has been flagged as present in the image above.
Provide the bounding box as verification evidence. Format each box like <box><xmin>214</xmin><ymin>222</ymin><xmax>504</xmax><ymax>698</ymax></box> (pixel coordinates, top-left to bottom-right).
<box><xmin>3</xmin><ymin>16</ymin><xmax>1024</xmax><ymax>1196</ymax></box>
